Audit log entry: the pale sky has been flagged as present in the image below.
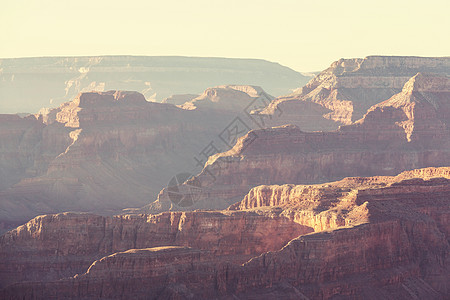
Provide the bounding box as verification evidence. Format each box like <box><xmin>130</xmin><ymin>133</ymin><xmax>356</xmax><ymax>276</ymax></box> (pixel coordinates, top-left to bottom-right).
<box><xmin>1</xmin><ymin>0</ymin><xmax>449</xmax><ymax>71</ymax></box>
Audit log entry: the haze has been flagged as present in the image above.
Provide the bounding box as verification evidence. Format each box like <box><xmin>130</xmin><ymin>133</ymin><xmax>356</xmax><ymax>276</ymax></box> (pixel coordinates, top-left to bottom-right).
<box><xmin>1</xmin><ymin>0</ymin><xmax>449</xmax><ymax>71</ymax></box>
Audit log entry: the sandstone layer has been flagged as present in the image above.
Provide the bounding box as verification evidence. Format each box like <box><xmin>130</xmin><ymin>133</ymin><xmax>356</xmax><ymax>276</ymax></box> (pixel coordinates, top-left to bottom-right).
<box><xmin>0</xmin><ymin>167</ymin><xmax>448</xmax><ymax>299</ymax></box>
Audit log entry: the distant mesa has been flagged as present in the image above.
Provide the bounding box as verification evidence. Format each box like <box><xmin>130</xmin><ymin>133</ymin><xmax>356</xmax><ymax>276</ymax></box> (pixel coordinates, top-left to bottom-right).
<box><xmin>0</xmin><ymin>56</ymin><xmax>310</xmax><ymax>114</ymax></box>
<box><xmin>178</xmin><ymin>85</ymin><xmax>274</xmax><ymax>113</ymax></box>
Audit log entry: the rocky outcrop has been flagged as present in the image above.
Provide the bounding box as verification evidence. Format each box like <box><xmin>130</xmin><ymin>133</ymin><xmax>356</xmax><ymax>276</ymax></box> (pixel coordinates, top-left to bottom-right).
<box><xmin>0</xmin><ymin>56</ymin><xmax>310</xmax><ymax>114</ymax></box>
<box><xmin>54</xmin><ymin>90</ymin><xmax>159</xmax><ymax>127</ymax></box>
<box><xmin>150</xmin><ymin>73</ymin><xmax>450</xmax><ymax>213</ymax></box>
<box><xmin>1</xmin><ymin>167</ymin><xmax>448</xmax><ymax>299</ymax></box>
<box><xmin>261</xmin><ymin>56</ymin><xmax>450</xmax><ymax>128</ymax></box>
<box><xmin>230</xmin><ymin>166</ymin><xmax>450</xmax><ymax>231</ymax></box>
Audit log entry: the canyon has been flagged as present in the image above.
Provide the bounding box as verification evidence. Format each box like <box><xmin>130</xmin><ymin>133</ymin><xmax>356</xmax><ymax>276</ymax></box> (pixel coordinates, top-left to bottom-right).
<box><xmin>1</xmin><ymin>57</ymin><xmax>450</xmax><ymax>232</ymax></box>
<box><xmin>0</xmin><ymin>166</ymin><xmax>448</xmax><ymax>299</ymax></box>
<box><xmin>0</xmin><ymin>55</ymin><xmax>449</xmax><ymax>299</ymax></box>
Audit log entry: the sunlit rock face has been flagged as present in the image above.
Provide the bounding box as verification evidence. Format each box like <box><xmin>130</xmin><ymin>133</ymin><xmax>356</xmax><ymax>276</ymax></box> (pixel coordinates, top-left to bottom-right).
<box><xmin>149</xmin><ymin>73</ymin><xmax>450</xmax><ymax>214</ymax></box>
<box><xmin>0</xmin><ymin>56</ymin><xmax>310</xmax><ymax>114</ymax></box>
<box><xmin>261</xmin><ymin>56</ymin><xmax>450</xmax><ymax>129</ymax></box>
<box><xmin>1</xmin><ymin>167</ymin><xmax>448</xmax><ymax>299</ymax></box>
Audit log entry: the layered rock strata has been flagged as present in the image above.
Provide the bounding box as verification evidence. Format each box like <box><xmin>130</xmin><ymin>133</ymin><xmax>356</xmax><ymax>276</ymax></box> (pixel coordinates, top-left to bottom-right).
<box><xmin>150</xmin><ymin>73</ymin><xmax>450</xmax><ymax>213</ymax></box>
<box><xmin>0</xmin><ymin>210</ymin><xmax>309</xmax><ymax>289</ymax></box>
<box><xmin>0</xmin><ymin>167</ymin><xmax>448</xmax><ymax>299</ymax></box>
<box><xmin>261</xmin><ymin>56</ymin><xmax>450</xmax><ymax>127</ymax></box>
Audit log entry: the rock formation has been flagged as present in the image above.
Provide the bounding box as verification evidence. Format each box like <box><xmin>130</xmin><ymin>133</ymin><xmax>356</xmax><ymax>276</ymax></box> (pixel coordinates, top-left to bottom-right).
<box><xmin>1</xmin><ymin>167</ymin><xmax>448</xmax><ymax>299</ymax></box>
<box><xmin>150</xmin><ymin>73</ymin><xmax>450</xmax><ymax>213</ymax></box>
<box><xmin>0</xmin><ymin>210</ymin><xmax>309</xmax><ymax>289</ymax></box>
<box><xmin>260</xmin><ymin>56</ymin><xmax>450</xmax><ymax>129</ymax></box>
<box><xmin>0</xmin><ymin>91</ymin><xmax>222</xmax><ymax>229</ymax></box>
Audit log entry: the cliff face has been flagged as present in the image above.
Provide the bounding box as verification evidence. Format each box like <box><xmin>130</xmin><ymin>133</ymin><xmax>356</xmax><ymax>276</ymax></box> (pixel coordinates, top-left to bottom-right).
<box><xmin>0</xmin><ymin>210</ymin><xmax>310</xmax><ymax>289</ymax></box>
<box><xmin>149</xmin><ymin>73</ymin><xmax>450</xmax><ymax>213</ymax></box>
<box><xmin>0</xmin><ymin>56</ymin><xmax>310</xmax><ymax>114</ymax></box>
<box><xmin>1</xmin><ymin>167</ymin><xmax>448</xmax><ymax>299</ymax></box>
<box><xmin>228</xmin><ymin>168</ymin><xmax>450</xmax><ymax>299</ymax></box>
<box><xmin>230</xmin><ymin>167</ymin><xmax>450</xmax><ymax>231</ymax></box>
<box><xmin>262</xmin><ymin>56</ymin><xmax>450</xmax><ymax>128</ymax></box>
